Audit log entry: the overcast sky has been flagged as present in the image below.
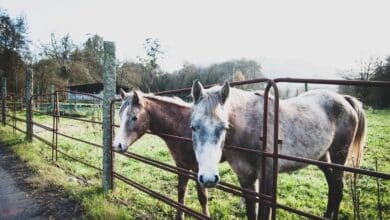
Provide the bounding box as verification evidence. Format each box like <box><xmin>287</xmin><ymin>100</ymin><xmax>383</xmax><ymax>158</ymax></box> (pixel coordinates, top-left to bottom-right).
<box><xmin>2</xmin><ymin>0</ymin><xmax>390</xmax><ymax>74</ymax></box>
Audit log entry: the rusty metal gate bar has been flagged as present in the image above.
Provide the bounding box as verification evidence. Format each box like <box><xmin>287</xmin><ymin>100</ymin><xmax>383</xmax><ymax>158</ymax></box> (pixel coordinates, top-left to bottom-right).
<box><xmin>51</xmin><ymin>92</ymin><xmax>56</xmax><ymax>162</ymax></box>
<box><xmin>4</xmin><ymin>94</ymin><xmax>26</xmax><ymax>135</ymax></box>
<box><xmin>258</xmin><ymin>78</ymin><xmax>390</xmax><ymax>219</ymax></box>
<box><xmin>24</xmin><ymin>94</ymin><xmax>54</xmax><ymax>151</ymax></box>
<box><xmin>51</xmin><ymin>90</ymin><xmax>104</xmax><ymax>169</ymax></box>
<box><xmin>54</xmin><ymin>91</ymin><xmax>59</xmax><ymax>161</ymax></box>
<box><xmin>12</xmin><ymin>95</ymin><xmax>16</xmax><ymax>134</ymax></box>
<box><xmin>6</xmin><ymin>89</ymin><xmax>106</xmax><ymax>175</ymax></box>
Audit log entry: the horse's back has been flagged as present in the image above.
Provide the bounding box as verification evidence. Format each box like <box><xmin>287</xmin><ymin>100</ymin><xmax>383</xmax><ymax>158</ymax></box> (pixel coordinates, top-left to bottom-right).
<box><xmin>278</xmin><ymin>90</ymin><xmax>359</xmax><ymax>172</ymax></box>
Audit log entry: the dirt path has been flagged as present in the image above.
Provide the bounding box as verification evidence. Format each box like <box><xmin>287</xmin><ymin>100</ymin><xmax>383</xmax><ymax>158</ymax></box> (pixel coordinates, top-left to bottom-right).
<box><xmin>0</xmin><ymin>144</ymin><xmax>82</xmax><ymax>220</ymax></box>
<box><xmin>0</xmin><ymin>163</ymin><xmax>39</xmax><ymax>220</ymax></box>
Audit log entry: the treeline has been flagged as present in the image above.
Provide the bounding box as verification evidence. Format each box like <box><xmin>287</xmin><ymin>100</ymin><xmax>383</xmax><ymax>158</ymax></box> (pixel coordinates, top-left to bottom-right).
<box><xmin>0</xmin><ymin>9</ymin><xmax>262</xmax><ymax>96</ymax></box>
<box><xmin>339</xmin><ymin>57</ymin><xmax>390</xmax><ymax>108</ymax></box>
<box><xmin>117</xmin><ymin>59</ymin><xmax>263</xmax><ymax>93</ymax></box>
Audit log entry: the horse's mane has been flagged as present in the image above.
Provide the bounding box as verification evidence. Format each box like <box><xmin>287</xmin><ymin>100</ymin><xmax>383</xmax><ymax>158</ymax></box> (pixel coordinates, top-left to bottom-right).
<box><xmin>199</xmin><ymin>86</ymin><xmax>269</xmax><ymax>111</ymax></box>
<box><xmin>143</xmin><ymin>93</ymin><xmax>191</xmax><ymax>108</ymax></box>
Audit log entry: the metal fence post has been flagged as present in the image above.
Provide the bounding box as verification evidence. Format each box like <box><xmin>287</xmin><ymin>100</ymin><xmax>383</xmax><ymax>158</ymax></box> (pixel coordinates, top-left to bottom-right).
<box><xmin>1</xmin><ymin>77</ymin><xmax>6</xmax><ymax>126</ymax></box>
<box><xmin>55</xmin><ymin>91</ymin><xmax>59</xmax><ymax>161</ymax></box>
<box><xmin>102</xmin><ymin>41</ymin><xmax>116</xmax><ymax>192</ymax></box>
<box><xmin>12</xmin><ymin>95</ymin><xmax>16</xmax><ymax>134</ymax></box>
<box><xmin>25</xmin><ymin>68</ymin><xmax>33</xmax><ymax>141</ymax></box>
<box><xmin>50</xmin><ymin>85</ymin><xmax>55</xmax><ymax>111</ymax></box>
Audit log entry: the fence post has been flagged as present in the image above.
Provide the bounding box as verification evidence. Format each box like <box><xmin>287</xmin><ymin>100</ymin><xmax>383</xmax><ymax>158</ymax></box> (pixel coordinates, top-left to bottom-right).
<box><xmin>50</xmin><ymin>85</ymin><xmax>55</xmax><ymax>111</ymax></box>
<box><xmin>102</xmin><ymin>41</ymin><xmax>116</xmax><ymax>192</ymax></box>
<box><xmin>25</xmin><ymin>68</ymin><xmax>33</xmax><ymax>141</ymax></box>
<box><xmin>1</xmin><ymin>76</ymin><xmax>6</xmax><ymax>126</ymax></box>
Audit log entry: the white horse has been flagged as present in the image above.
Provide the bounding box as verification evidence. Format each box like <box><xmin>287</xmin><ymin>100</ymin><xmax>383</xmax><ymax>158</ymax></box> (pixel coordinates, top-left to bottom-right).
<box><xmin>190</xmin><ymin>80</ymin><xmax>366</xmax><ymax>220</ymax></box>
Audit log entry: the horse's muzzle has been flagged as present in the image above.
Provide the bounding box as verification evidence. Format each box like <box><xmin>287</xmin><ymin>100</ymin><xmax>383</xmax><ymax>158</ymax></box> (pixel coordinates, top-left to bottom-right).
<box><xmin>113</xmin><ymin>143</ymin><xmax>127</xmax><ymax>153</ymax></box>
<box><xmin>199</xmin><ymin>174</ymin><xmax>220</xmax><ymax>188</ymax></box>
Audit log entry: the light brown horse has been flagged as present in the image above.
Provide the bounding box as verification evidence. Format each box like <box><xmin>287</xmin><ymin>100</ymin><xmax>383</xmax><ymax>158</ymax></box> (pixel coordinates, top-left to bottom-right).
<box><xmin>190</xmin><ymin>80</ymin><xmax>366</xmax><ymax>220</ymax></box>
<box><xmin>112</xmin><ymin>89</ymin><xmax>209</xmax><ymax>220</ymax></box>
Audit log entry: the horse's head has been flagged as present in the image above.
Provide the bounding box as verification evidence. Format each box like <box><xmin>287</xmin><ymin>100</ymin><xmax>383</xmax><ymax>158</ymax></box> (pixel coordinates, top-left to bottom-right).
<box><xmin>191</xmin><ymin>80</ymin><xmax>230</xmax><ymax>187</ymax></box>
<box><xmin>113</xmin><ymin>89</ymin><xmax>150</xmax><ymax>152</ymax></box>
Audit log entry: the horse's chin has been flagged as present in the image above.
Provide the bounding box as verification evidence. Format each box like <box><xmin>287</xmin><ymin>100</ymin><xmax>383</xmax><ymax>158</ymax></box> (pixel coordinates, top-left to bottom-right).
<box><xmin>201</xmin><ymin>182</ymin><xmax>217</xmax><ymax>188</ymax></box>
<box><xmin>112</xmin><ymin>144</ymin><xmax>129</xmax><ymax>153</ymax></box>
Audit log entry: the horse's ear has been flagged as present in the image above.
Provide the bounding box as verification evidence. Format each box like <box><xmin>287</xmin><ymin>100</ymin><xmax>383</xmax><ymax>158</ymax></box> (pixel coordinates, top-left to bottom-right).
<box><xmin>220</xmin><ymin>81</ymin><xmax>230</xmax><ymax>105</ymax></box>
<box><xmin>132</xmin><ymin>91</ymin><xmax>143</xmax><ymax>106</ymax></box>
<box><xmin>120</xmin><ymin>88</ymin><xmax>127</xmax><ymax>100</ymax></box>
<box><xmin>192</xmin><ymin>80</ymin><xmax>204</xmax><ymax>103</ymax></box>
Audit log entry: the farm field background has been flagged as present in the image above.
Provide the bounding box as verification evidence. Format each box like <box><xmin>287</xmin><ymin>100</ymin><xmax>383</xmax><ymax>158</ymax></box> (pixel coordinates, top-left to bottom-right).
<box><xmin>0</xmin><ymin>108</ymin><xmax>388</xmax><ymax>219</ymax></box>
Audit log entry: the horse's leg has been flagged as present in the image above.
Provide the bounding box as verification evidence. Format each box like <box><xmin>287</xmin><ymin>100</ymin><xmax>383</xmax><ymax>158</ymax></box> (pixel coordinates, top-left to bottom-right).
<box><xmin>196</xmin><ymin>181</ymin><xmax>210</xmax><ymax>216</ymax></box>
<box><xmin>331</xmin><ymin>168</ymin><xmax>344</xmax><ymax>220</ymax></box>
<box><xmin>328</xmin><ymin>126</ymin><xmax>356</xmax><ymax>219</ymax></box>
<box><xmin>258</xmin><ymin>160</ymin><xmax>274</xmax><ymax>220</ymax></box>
<box><xmin>328</xmin><ymin>148</ymin><xmax>349</xmax><ymax>220</ymax></box>
<box><xmin>237</xmin><ymin>175</ymin><xmax>258</xmax><ymax>220</ymax></box>
<box><xmin>176</xmin><ymin>174</ymin><xmax>189</xmax><ymax>220</ymax></box>
<box><xmin>318</xmin><ymin>153</ymin><xmax>334</xmax><ymax>218</ymax></box>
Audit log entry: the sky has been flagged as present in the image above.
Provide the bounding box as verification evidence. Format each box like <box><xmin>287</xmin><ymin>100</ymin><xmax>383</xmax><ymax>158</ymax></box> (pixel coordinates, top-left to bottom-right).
<box><xmin>2</xmin><ymin>0</ymin><xmax>390</xmax><ymax>76</ymax></box>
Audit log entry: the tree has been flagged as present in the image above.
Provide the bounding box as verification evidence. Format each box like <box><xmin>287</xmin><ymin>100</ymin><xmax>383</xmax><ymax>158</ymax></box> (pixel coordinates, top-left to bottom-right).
<box><xmin>82</xmin><ymin>34</ymin><xmax>104</xmax><ymax>81</ymax></box>
<box><xmin>137</xmin><ymin>38</ymin><xmax>164</xmax><ymax>92</ymax></box>
<box><xmin>354</xmin><ymin>58</ymin><xmax>381</xmax><ymax>104</ymax></box>
<box><xmin>41</xmin><ymin>33</ymin><xmax>75</xmax><ymax>84</ymax></box>
<box><xmin>0</xmin><ymin>8</ymin><xmax>30</xmax><ymax>92</ymax></box>
<box><xmin>368</xmin><ymin>57</ymin><xmax>390</xmax><ymax>108</ymax></box>
<box><xmin>117</xmin><ymin>61</ymin><xmax>144</xmax><ymax>89</ymax></box>
<box><xmin>33</xmin><ymin>59</ymin><xmax>59</xmax><ymax>94</ymax></box>
<box><xmin>339</xmin><ymin>56</ymin><xmax>390</xmax><ymax>108</ymax></box>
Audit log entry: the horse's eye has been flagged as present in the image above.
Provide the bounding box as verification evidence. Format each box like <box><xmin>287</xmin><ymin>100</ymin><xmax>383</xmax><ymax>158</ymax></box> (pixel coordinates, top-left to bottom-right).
<box><xmin>191</xmin><ymin>126</ymin><xmax>196</xmax><ymax>132</ymax></box>
<box><xmin>131</xmin><ymin>116</ymin><xmax>137</xmax><ymax>121</ymax></box>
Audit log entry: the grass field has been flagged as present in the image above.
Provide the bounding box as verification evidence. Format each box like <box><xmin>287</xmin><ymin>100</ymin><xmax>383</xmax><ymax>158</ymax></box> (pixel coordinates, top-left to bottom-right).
<box><xmin>0</xmin><ymin>108</ymin><xmax>388</xmax><ymax>219</ymax></box>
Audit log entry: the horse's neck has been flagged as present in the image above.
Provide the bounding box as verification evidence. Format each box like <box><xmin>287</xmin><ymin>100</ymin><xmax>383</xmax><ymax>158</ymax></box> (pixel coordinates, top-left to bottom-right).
<box><xmin>145</xmin><ymin>98</ymin><xmax>191</xmax><ymax>137</ymax></box>
<box><xmin>228</xmin><ymin>89</ymin><xmax>265</xmax><ymax>122</ymax></box>
<box><xmin>225</xmin><ymin>90</ymin><xmax>267</xmax><ymax>147</ymax></box>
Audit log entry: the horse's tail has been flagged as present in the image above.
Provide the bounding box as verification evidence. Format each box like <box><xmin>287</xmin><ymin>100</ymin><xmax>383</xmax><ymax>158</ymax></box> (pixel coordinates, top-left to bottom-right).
<box><xmin>344</xmin><ymin>95</ymin><xmax>367</xmax><ymax>168</ymax></box>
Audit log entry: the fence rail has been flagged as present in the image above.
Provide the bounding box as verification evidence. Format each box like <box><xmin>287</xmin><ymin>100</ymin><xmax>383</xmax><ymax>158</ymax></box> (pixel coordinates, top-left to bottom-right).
<box><xmin>1</xmin><ymin>77</ymin><xmax>389</xmax><ymax>219</ymax></box>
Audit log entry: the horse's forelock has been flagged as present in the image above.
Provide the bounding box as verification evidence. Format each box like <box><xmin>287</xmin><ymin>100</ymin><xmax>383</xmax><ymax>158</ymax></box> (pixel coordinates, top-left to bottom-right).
<box><xmin>192</xmin><ymin>88</ymin><xmax>229</xmax><ymax>124</ymax></box>
<box><xmin>119</xmin><ymin>94</ymin><xmax>133</xmax><ymax>115</ymax></box>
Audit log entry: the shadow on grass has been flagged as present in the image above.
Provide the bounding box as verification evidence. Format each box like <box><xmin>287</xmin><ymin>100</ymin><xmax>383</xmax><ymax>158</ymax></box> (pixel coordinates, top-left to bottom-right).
<box><xmin>0</xmin><ymin>138</ymin><xmax>25</xmax><ymax>148</ymax></box>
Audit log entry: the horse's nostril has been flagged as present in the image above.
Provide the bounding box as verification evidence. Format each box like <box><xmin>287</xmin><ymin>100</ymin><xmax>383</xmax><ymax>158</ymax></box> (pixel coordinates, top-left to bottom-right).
<box><xmin>214</xmin><ymin>175</ymin><xmax>220</xmax><ymax>184</ymax></box>
<box><xmin>118</xmin><ymin>143</ymin><xmax>122</xmax><ymax>150</ymax></box>
<box><xmin>199</xmin><ymin>175</ymin><xmax>204</xmax><ymax>184</ymax></box>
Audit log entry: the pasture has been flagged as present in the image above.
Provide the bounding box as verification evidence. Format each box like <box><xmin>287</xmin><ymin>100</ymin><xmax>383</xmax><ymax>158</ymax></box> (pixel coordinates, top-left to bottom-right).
<box><xmin>0</xmin><ymin>108</ymin><xmax>388</xmax><ymax>219</ymax></box>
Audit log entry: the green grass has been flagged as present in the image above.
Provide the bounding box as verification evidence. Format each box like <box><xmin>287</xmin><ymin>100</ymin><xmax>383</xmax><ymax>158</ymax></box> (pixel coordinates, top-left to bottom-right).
<box><xmin>0</xmin><ymin>108</ymin><xmax>388</xmax><ymax>219</ymax></box>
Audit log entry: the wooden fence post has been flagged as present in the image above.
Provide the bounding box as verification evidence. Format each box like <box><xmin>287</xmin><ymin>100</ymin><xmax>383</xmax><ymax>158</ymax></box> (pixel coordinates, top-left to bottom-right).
<box><xmin>1</xmin><ymin>76</ymin><xmax>6</xmax><ymax>126</ymax></box>
<box><xmin>26</xmin><ymin>68</ymin><xmax>33</xmax><ymax>141</ymax></box>
<box><xmin>102</xmin><ymin>41</ymin><xmax>116</xmax><ymax>192</ymax></box>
